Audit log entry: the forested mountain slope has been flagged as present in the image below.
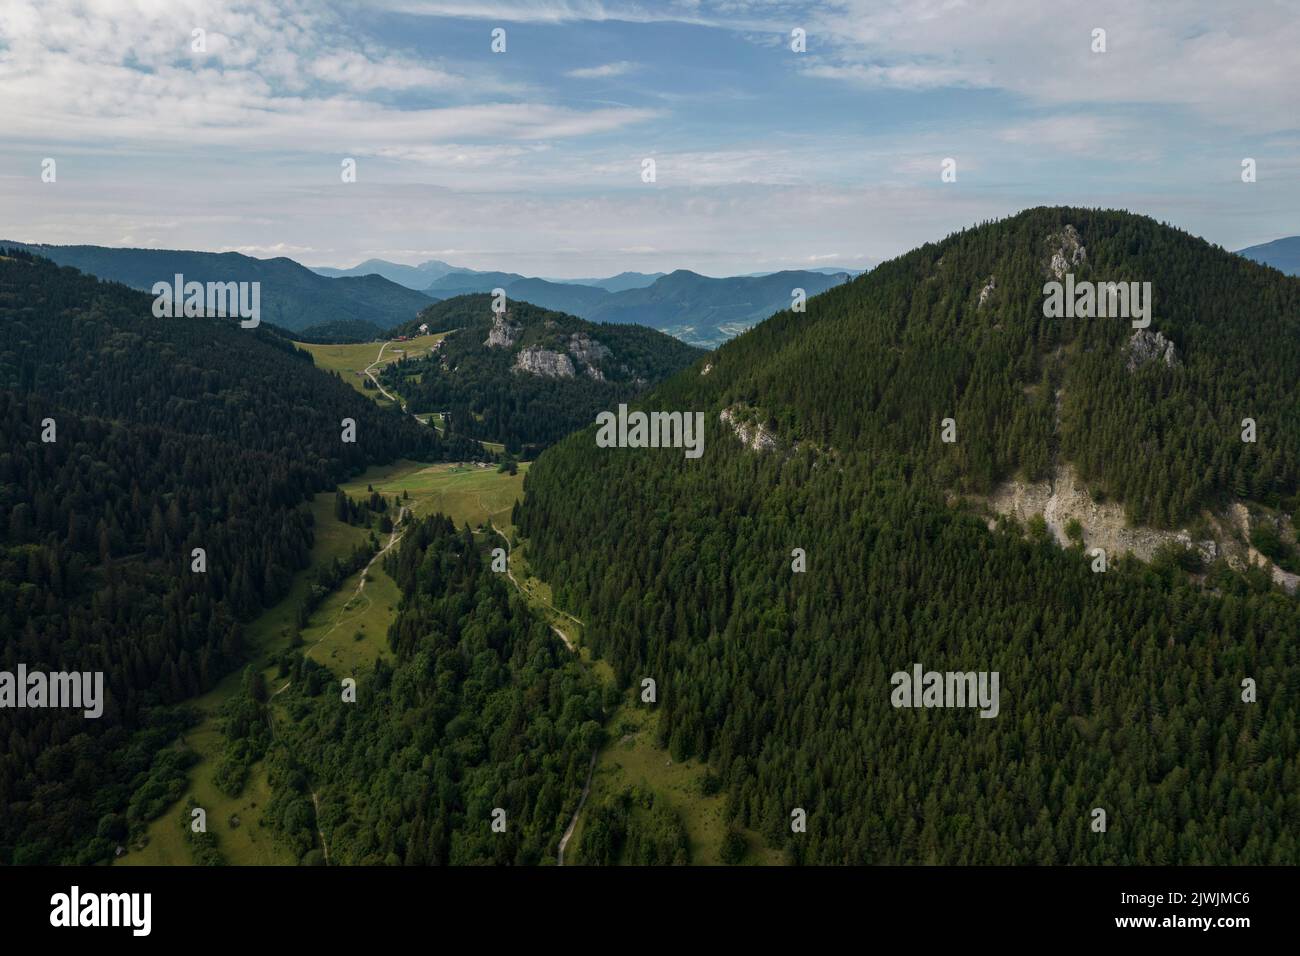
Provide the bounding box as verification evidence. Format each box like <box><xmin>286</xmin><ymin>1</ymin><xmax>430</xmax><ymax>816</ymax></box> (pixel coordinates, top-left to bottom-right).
<box><xmin>517</xmin><ymin>208</ymin><xmax>1300</xmax><ymax>864</ymax></box>
<box><xmin>0</xmin><ymin>250</ymin><xmax>472</xmax><ymax>863</ymax></box>
<box><xmin>260</xmin><ymin>515</ymin><xmax>605</xmax><ymax>864</ymax></box>
<box><xmin>381</xmin><ymin>294</ymin><xmax>702</xmax><ymax>456</ymax></box>
<box><xmin>0</xmin><ymin>241</ymin><xmax>434</xmax><ymax>333</ymax></box>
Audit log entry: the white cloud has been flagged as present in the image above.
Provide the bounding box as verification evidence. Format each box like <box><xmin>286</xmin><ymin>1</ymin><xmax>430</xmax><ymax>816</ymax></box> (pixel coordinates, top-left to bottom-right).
<box><xmin>374</xmin><ymin>1</ymin><xmax>710</xmax><ymax>24</ymax></box>
<box><xmin>800</xmin><ymin>0</ymin><xmax>1300</xmax><ymax>133</ymax></box>
<box><xmin>0</xmin><ymin>0</ymin><xmax>644</xmax><ymax>153</ymax></box>
<box><xmin>566</xmin><ymin>60</ymin><xmax>639</xmax><ymax>78</ymax></box>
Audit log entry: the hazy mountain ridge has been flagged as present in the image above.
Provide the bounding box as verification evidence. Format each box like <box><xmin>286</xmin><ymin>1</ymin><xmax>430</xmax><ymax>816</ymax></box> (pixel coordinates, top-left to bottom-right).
<box><xmin>0</xmin><ymin>241</ymin><xmax>434</xmax><ymax>333</ymax></box>
<box><xmin>410</xmin><ymin>266</ymin><xmax>853</xmax><ymax>346</ymax></box>
<box><xmin>1237</xmin><ymin>236</ymin><xmax>1300</xmax><ymax>276</ymax></box>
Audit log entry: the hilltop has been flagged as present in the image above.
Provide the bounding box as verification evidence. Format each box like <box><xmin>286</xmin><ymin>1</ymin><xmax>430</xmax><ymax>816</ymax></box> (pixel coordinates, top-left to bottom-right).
<box><xmin>380</xmin><ymin>294</ymin><xmax>703</xmax><ymax>456</ymax></box>
<box><xmin>517</xmin><ymin>207</ymin><xmax>1300</xmax><ymax>865</ymax></box>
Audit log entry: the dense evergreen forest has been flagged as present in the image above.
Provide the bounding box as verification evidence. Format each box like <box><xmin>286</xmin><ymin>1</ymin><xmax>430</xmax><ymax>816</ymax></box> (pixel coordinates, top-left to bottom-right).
<box><xmin>0</xmin><ymin>250</ymin><xmax>472</xmax><ymax>864</ymax></box>
<box><xmin>262</xmin><ymin>514</ymin><xmax>606</xmax><ymax>864</ymax></box>
<box><xmin>381</xmin><ymin>294</ymin><xmax>702</xmax><ymax>454</ymax></box>
<box><xmin>519</xmin><ymin>208</ymin><xmax>1300</xmax><ymax>864</ymax></box>
<box><xmin>266</xmin><ymin>318</ymin><xmax>385</xmax><ymax>344</ymax></box>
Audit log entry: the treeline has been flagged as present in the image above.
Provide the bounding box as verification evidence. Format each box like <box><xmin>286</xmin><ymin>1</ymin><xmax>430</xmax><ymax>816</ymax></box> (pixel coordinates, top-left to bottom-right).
<box><xmin>262</xmin><ymin>514</ymin><xmax>606</xmax><ymax>864</ymax></box>
<box><xmin>334</xmin><ymin>487</ymin><xmax>400</xmax><ymax>529</ymax></box>
<box><xmin>295</xmin><ymin>537</ymin><xmax>378</xmax><ymax>629</ymax></box>
<box><xmin>0</xmin><ymin>250</ymin><xmax>463</xmax><ymax>863</ymax></box>
<box><xmin>519</xmin><ymin>209</ymin><xmax>1300</xmax><ymax>864</ymax></box>
<box><xmin>577</xmin><ymin>786</ymin><xmax>690</xmax><ymax>865</ymax></box>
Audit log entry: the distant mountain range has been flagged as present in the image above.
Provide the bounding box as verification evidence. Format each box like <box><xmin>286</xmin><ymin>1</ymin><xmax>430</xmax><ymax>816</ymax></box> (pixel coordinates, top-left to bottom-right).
<box><xmin>323</xmin><ymin>259</ymin><xmax>858</xmax><ymax>346</ymax></box>
<box><xmin>1237</xmin><ymin>236</ymin><xmax>1300</xmax><ymax>275</ymax></box>
<box><xmin>0</xmin><ymin>241</ymin><xmax>863</xmax><ymax>348</ymax></box>
<box><xmin>313</xmin><ymin>257</ymin><xmax>460</xmax><ymax>288</ymax></box>
<box><xmin>0</xmin><ymin>241</ymin><xmax>433</xmax><ymax>335</ymax></box>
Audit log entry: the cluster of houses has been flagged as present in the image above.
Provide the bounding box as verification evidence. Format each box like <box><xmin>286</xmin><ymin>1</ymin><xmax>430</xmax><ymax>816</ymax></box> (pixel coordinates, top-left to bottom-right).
<box><xmin>393</xmin><ymin>322</ymin><xmax>430</xmax><ymax>343</ymax></box>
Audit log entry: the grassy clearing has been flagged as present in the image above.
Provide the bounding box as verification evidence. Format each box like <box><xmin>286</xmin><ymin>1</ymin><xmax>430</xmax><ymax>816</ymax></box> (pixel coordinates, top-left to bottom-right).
<box><xmin>569</xmin><ymin>704</ymin><xmax>783</xmax><ymax>866</ymax></box>
<box><xmin>121</xmin><ymin>460</ymin><xmax>531</xmax><ymax>865</ymax></box>
<box><xmin>121</xmin><ymin>491</ymin><xmax>373</xmax><ymax>866</ymax></box>
<box><xmin>293</xmin><ymin>552</ymin><xmax>399</xmax><ymax>681</ymax></box>
<box><xmin>297</xmin><ymin>334</ymin><xmax>447</xmax><ymax>398</ymax></box>
<box><xmin>343</xmin><ymin>459</ymin><xmax>528</xmax><ymax>530</ymax></box>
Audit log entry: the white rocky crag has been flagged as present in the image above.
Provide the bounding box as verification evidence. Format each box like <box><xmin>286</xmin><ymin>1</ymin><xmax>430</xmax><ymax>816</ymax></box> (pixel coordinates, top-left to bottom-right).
<box><xmin>513</xmin><ymin>346</ymin><xmax>575</xmax><ymax>378</ymax></box>
<box><xmin>484</xmin><ymin>313</ymin><xmax>520</xmax><ymax>348</ymax></box>
<box><xmin>986</xmin><ymin>464</ymin><xmax>1298</xmax><ymax>593</ymax></box>
<box><xmin>720</xmin><ymin>405</ymin><xmax>779</xmax><ymax>453</ymax></box>
<box><xmin>988</xmin><ymin>463</ymin><xmax>1215</xmax><ymax>562</ymax></box>
<box><xmin>978</xmin><ymin>276</ymin><xmax>996</xmax><ymax>307</ymax></box>
<box><xmin>567</xmin><ymin>332</ymin><xmax>611</xmax><ymax>367</ymax></box>
<box><xmin>1126</xmin><ymin>329</ymin><xmax>1180</xmax><ymax>371</ymax></box>
<box><xmin>1227</xmin><ymin>503</ymin><xmax>1300</xmax><ymax>593</ymax></box>
<box><xmin>1046</xmin><ymin>224</ymin><xmax>1087</xmax><ymax>279</ymax></box>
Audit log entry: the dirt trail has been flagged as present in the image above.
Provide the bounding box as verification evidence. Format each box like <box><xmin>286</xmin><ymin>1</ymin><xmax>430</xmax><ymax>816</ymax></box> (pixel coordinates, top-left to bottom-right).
<box><xmin>363</xmin><ymin>341</ymin><xmax>401</xmax><ymax>403</ymax></box>
<box><xmin>311</xmin><ymin>791</ymin><xmax>330</xmax><ymax>865</ymax></box>
<box><xmin>557</xmin><ymin>751</ymin><xmax>597</xmax><ymax>866</ymax></box>
<box><xmin>266</xmin><ymin>505</ymin><xmax>408</xmax><ymax>864</ymax></box>
<box><xmin>488</xmin><ymin>522</ymin><xmax>584</xmax><ymax>638</ymax></box>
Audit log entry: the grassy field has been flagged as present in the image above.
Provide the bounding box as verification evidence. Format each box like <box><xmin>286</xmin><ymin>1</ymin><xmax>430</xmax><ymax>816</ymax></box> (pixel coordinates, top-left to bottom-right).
<box><xmin>122</xmin><ymin>457</ymin><xmax>772</xmax><ymax>866</ymax></box>
<box><xmin>120</xmin><ymin>459</ymin><xmax>530</xmax><ymax>866</ymax></box>
<box><xmin>297</xmin><ymin>334</ymin><xmax>447</xmax><ymax>399</ymax></box>
<box><xmin>120</xmin><ymin>491</ymin><xmax>370</xmax><ymax>866</ymax></box>
<box><xmin>566</xmin><ymin>704</ymin><xmax>783</xmax><ymax>866</ymax></box>
<box><xmin>344</xmin><ymin>459</ymin><xmax>528</xmax><ymax>529</ymax></box>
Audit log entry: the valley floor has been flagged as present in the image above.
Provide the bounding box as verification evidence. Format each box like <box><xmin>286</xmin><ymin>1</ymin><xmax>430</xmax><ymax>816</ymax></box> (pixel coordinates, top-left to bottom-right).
<box><xmin>119</xmin><ymin>457</ymin><xmax>769</xmax><ymax>866</ymax></box>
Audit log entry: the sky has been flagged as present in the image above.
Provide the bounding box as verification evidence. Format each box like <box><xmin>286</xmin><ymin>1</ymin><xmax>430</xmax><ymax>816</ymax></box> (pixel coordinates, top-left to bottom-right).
<box><xmin>1</xmin><ymin>0</ymin><xmax>1297</xmax><ymax>278</ymax></box>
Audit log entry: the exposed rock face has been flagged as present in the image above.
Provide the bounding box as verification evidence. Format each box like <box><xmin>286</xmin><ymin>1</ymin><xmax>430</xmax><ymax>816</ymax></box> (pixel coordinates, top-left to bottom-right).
<box><xmin>1126</xmin><ymin>329</ymin><xmax>1179</xmax><ymax>370</ymax></box>
<box><xmin>978</xmin><ymin>276</ymin><xmax>996</xmax><ymax>307</ymax></box>
<box><xmin>720</xmin><ymin>405</ymin><xmax>779</xmax><ymax>453</ymax></box>
<box><xmin>1226</xmin><ymin>503</ymin><xmax>1299</xmax><ymax>592</ymax></box>
<box><xmin>485</xmin><ymin>313</ymin><xmax>520</xmax><ymax>348</ymax></box>
<box><xmin>567</xmin><ymin>332</ymin><xmax>611</xmax><ymax>367</ymax></box>
<box><xmin>514</xmin><ymin>346</ymin><xmax>574</xmax><ymax>378</ymax></box>
<box><xmin>988</xmin><ymin>463</ymin><xmax>1216</xmax><ymax>563</ymax></box>
<box><xmin>701</xmin><ymin>362</ymin><xmax>713</xmax><ymax>376</ymax></box>
<box><xmin>1046</xmin><ymin>224</ymin><xmax>1087</xmax><ymax>279</ymax></box>
<box><xmin>585</xmin><ymin>365</ymin><xmax>605</xmax><ymax>381</ymax></box>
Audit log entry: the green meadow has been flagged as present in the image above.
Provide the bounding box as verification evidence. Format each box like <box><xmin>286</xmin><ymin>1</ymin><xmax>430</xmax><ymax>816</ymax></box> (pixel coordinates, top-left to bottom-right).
<box><xmin>296</xmin><ymin>333</ymin><xmax>447</xmax><ymax>399</ymax></box>
<box><xmin>121</xmin><ymin>459</ymin><xmax>528</xmax><ymax>865</ymax></box>
<box><xmin>564</xmin><ymin>702</ymin><xmax>782</xmax><ymax>867</ymax></box>
<box><xmin>122</xmin><ymin>457</ymin><xmax>763</xmax><ymax>866</ymax></box>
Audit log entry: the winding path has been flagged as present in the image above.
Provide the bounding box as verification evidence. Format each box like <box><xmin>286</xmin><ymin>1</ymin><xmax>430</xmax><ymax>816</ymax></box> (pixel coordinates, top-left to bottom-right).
<box><xmin>267</xmin><ymin>505</ymin><xmax>409</xmax><ymax>865</ymax></box>
<box><xmin>557</xmin><ymin>751</ymin><xmax>597</xmax><ymax>866</ymax></box>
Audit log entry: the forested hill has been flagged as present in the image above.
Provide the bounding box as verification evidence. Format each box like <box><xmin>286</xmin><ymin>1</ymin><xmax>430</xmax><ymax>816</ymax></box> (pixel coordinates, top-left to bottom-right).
<box><xmin>518</xmin><ymin>207</ymin><xmax>1300</xmax><ymax>865</ymax></box>
<box><xmin>0</xmin><ymin>240</ymin><xmax>433</xmax><ymax>333</ymax></box>
<box><xmin>381</xmin><ymin>294</ymin><xmax>703</xmax><ymax>456</ymax></box>
<box><xmin>261</xmin><ymin>515</ymin><xmax>604</xmax><ymax>864</ymax></box>
<box><xmin>0</xmin><ymin>249</ymin><xmax>470</xmax><ymax>863</ymax></box>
